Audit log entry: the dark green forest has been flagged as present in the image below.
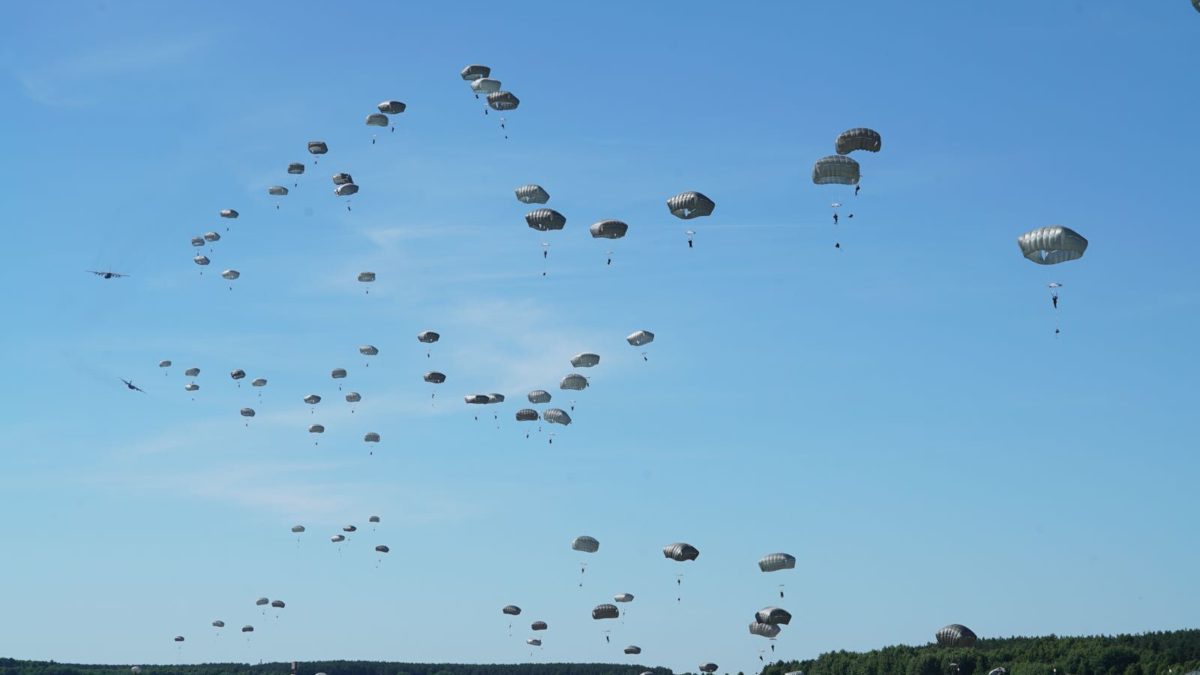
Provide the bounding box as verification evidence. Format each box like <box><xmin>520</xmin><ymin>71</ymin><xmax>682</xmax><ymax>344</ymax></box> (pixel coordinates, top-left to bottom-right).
<box><xmin>762</xmin><ymin>630</ymin><xmax>1200</xmax><ymax>675</ymax></box>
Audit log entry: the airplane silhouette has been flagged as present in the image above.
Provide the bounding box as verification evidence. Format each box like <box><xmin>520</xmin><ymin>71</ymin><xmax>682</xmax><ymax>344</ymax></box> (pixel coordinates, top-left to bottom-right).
<box><xmin>121</xmin><ymin>379</ymin><xmax>145</xmax><ymax>393</ymax></box>
<box><xmin>88</xmin><ymin>270</ymin><xmax>129</xmax><ymax>279</ymax></box>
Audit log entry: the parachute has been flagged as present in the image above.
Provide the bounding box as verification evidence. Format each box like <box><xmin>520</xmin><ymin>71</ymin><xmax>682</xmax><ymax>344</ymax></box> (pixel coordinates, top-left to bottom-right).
<box><xmin>304</xmin><ymin>394</ymin><xmax>322</xmax><ymax>404</ymax></box>
<box><xmin>239</xmin><ymin>408</ymin><xmax>255</xmax><ymax>418</ymax></box>
<box><xmin>464</xmin><ymin>394</ymin><xmax>490</xmax><ymax>404</ymax></box>
<box><xmin>331</xmin><ymin>368</ymin><xmax>347</xmax><ymax>379</ymax></box>
<box><xmin>750</xmin><ymin>622</ymin><xmax>782</xmax><ymax>639</ymax></box>
<box><xmin>417</xmin><ymin>330</ymin><xmax>440</xmax><ymax>344</ymax></box>
<box><xmin>359</xmin><ymin>345</ymin><xmax>379</xmax><ymax>356</ymax></box>
<box><xmin>358</xmin><ymin>272</ymin><xmax>376</xmax><ymax>283</ymax></box>
<box><xmin>184</xmin><ymin>383</ymin><xmax>199</xmax><ymax>392</ymax></box>
<box><xmin>203</xmin><ymin>232</ymin><xmax>221</xmax><ymax>242</ymax></box>
<box><xmin>268</xmin><ymin>185</ymin><xmax>289</xmax><ymax>196</ymax></box>
<box><xmin>526</xmin><ymin>638</ymin><xmax>542</xmax><ymax>647</ymax></box>
<box><xmin>614</xmin><ymin>593</ymin><xmax>634</xmax><ymax>602</ymax></box>
<box><xmin>291</xmin><ymin>525</ymin><xmax>305</xmax><ymax>533</ymax></box>
<box><xmin>424</xmin><ymin>371</ymin><xmax>446</xmax><ymax>384</ymax></box>
<box><xmin>624</xmin><ymin>646</ymin><xmax>642</xmax><ymax>655</ymax></box>
<box><xmin>487</xmin><ymin>91</ymin><xmax>520</xmax><ymax>111</ymax></box>
<box><xmin>560</xmin><ymin>374</ymin><xmax>588</xmax><ymax>390</ymax></box>
<box><xmin>526</xmin><ymin>209</ymin><xmax>566</xmax><ymax>232</ymax></box>
<box><xmin>230</xmin><ymin>369</ymin><xmax>246</xmax><ymax>381</ymax></box>
<box><xmin>699</xmin><ymin>664</ymin><xmax>719</xmax><ymax>673</ymax></box>
<box><xmin>667</xmin><ymin>191</ymin><xmax>716</xmax><ymax>219</ymax></box>
<box><xmin>174</xmin><ymin>636</ymin><xmax>184</xmax><ymax>642</ymax></box>
<box><xmin>486</xmin><ymin>393</ymin><xmax>505</xmax><ymax>403</ymax></box>
<box><xmin>572</xmin><ymin>535</ymin><xmax>600</xmax><ymax>552</ymax></box>
<box><xmin>331</xmin><ymin>535</ymin><xmax>345</xmax><ymax>543</ymax></box>
<box><xmin>335</xmin><ymin>183</ymin><xmax>359</xmax><ymax>197</ymax></box>
<box><xmin>191</xmin><ymin>237</ymin><xmax>205</xmax><ymax>247</ymax></box>
<box><xmin>378</xmin><ymin>100</ymin><xmax>407</xmax><ymax>114</ymax></box>
<box><xmin>756</xmin><ymin>607</ymin><xmax>792</xmax><ymax>625</ymax></box>
<box><xmin>220</xmin><ymin>209</ymin><xmax>239</xmax><ymax>219</ymax></box>
<box><xmin>528</xmin><ymin>390</ymin><xmax>551</xmax><ymax>404</ymax></box>
<box><xmin>159</xmin><ymin>360</ymin><xmax>172</xmax><ymax>368</ymax></box>
<box><xmin>366</xmin><ymin>113</ymin><xmax>389</xmax><ymax>128</ymax></box>
<box><xmin>345</xmin><ymin>392</ymin><xmax>362</xmax><ymax>403</ymax></box>
<box><xmin>369</xmin><ymin>515</ymin><xmax>380</xmax><ymax>523</ymax></box>
<box><xmin>344</xmin><ymin>525</ymin><xmax>357</xmax><ymax>532</ymax></box>
<box><xmin>570</xmin><ymin>353</ymin><xmax>600</xmax><ymax>368</ymax></box>
<box><xmin>759</xmin><ymin>553</ymin><xmax>796</xmax><ymax>572</ymax></box>
<box><xmin>812</xmin><ymin>155</ymin><xmax>861</xmax><ymax>185</ymax></box>
<box><xmin>375</xmin><ymin>545</ymin><xmax>390</xmax><ymax>553</ymax></box>
<box><xmin>364</xmin><ymin>432</ymin><xmax>380</xmax><ymax>443</ymax></box>
<box><xmin>271</xmin><ymin>600</ymin><xmax>285</xmax><ymax>609</ymax></box>
<box><xmin>307</xmin><ymin>141</ymin><xmax>328</xmax><ymax>156</ymax></box>
<box><xmin>241</xmin><ymin>625</ymin><xmax>254</xmax><ymax>633</ymax></box>
<box><xmin>221</xmin><ymin>269</ymin><xmax>240</xmax><ymax>280</ymax></box>
<box><xmin>503</xmin><ymin>605</ymin><xmax>522</xmax><ymax>616</ymax></box>
<box><xmin>531</xmin><ymin>621</ymin><xmax>547</xmax><ymax>631</ymax></box>
<box><xmin>193</xmin><ymin>255</ymin><xmax>210</xmax><ymax>266</ymax></box>
<box><xmin>471</xmin><ymin>78</ymin><xmax>501</xmax><ymax>96</ymax></box>
<box><xmin>988</xmin><ymin>669</ymin><xmax>1007</xmax><ymax>675</ymax></box>
<box><xmin>592</xmin><ymin>604</ymin><xmax>619</xmax><ymax>620</ymax></box>
<box><xmin>287</xmin><ymin>162</ymin><xmax>306</xmax><ymax>175</ymax></box>
<box><xmin>663</xmin><ymin>543</ymin><xmax>699</xmax><ymax>561</ymax></box>
<box><xmin>331</xmin><ymin>172</ymin><xmax>352</xmax><ymax>185</ymax></box>
<box><xmin>589</xmin><ymin>220</ymin><xmax>628</xmax><ymax>239</ymax></box>
<box><xmin>1017</xmin><ymin>226</ymin><xmax>1088</xmax><ymax>265</ymax></box>
<box><xmin>515</xmin><ymin>409</ymin><xmax>539</xmax><ymax>422</ymax></box>
<box><xmin>835</xmin><ymin>128</ymin><xmax>882</xmax><ymax>155</ymax></box>
<box><xmin>626</xmin><ymin>330</ymin><xmax>654</xmax><ymax>347</ymax></box>
<box><xmin>543</xmin><ymin>408</ymin><xmax>571</xmax><ymax>426</ymax></box>
<box><xmin>460</xmin><ymin>64</ymin><xmax>491</xmax><ymax>81</ymax></box>
<box><xmin>936</xmin><ymin>624</ymin><xmax>977</xmax><ymax>647</ymax></box>
<box><xmin>515</xmin><ymin>184</ymin><xmax>550</xmax><ymax>204</ymax></box>
<box><xmin>185</xmin><ymin>367</ymin><xmax>200</xmax><ymax>377</ymax></box>
<box><xmin>256</xmin><ymin>598</ymin><xmax>269</xmax><ymax>606</ymax></box>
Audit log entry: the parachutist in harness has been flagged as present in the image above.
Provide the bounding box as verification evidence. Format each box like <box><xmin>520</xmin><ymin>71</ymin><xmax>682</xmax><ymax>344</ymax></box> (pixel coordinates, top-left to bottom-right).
<box><xmin>855</xmin><ymin>185</ymin><xmax>860</xmax><ymax>196</ymax></box>
<box><xmin>835</xmin><ymin>242</ymin><xmax>841</xmax><ymax>249</ymax></box>
<box><xmin>1052</xmin><ymin>294</ymin><xmax>1058</xmax><ymax>309</ymax></box>
<box><xmin>833</xmin><ymin>213</ymin><xmax>838</xmax><ymax>225</ymax></box>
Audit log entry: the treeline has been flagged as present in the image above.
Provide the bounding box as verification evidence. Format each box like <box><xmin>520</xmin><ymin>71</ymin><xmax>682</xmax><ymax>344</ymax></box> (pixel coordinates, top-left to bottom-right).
<box><xmin>762</xmin><ymin>630</ymin><xmax>1200</xmax><ymax>675</ymax></box>
<box><xmin>0</xmin><ymin>660</ymin><xmax>671</xmax><ymax>675</ymax></box>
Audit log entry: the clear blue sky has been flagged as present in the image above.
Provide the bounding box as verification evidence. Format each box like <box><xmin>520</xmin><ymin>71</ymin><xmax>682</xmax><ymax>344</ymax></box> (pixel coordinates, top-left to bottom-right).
<box><xmin>1</xmin><ymin>1</ymin><xmax>1197</xmax><ymax>673</ymax></box>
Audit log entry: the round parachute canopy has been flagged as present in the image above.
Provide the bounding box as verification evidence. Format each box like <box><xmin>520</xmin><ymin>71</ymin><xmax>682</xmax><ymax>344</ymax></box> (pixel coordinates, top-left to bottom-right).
<box><xmin>560</xmin><ymin>374</ymin><xmax>588</xmax><ymax>390</ymax></box>
<box><xmin>627</xmin><ymin>330</ymin><xmax>654</xmax><ymax>347</ymax></box>
<box><xmin>543</xmin><ymin>408</ymin><xmax>572</xmax><ymax>426</ymax></box>
<box><xmin>358</xmin><ymin>271</ymin><xmax>376</xmax><ymax>283</ymax></box>
<box><xmin>570</xmin><ymin>353</ymin><xmax>600</xmax><ymax>368</ymax></box>
<box><xmin>835</xmin><ymin>128</ymin><xmax>882</xmax><ymax>155</ymax></box>
<box><xmin>663</xmin><ymin>542</ymin><xmax>700</xmax><ymax>561</ymax></box>
<box><xmin>528</xmin><ymin>390</ymin><xmax>551</xmax><ymax>404</ymax></box>
<box><xmin>364</xmin><ymin>432</ymin><xmax>380</xmax><ymax>442</ymax></box>
<box><xmin>812</xmin><ymin>155</ymin><xmax>860</xmax><ymax>185</ymax></box>
<box><xmin>251</xmin><ymin>378</ymin><xmax>267</xmax><ymax>387</ymax></box>
<box><xmin>308</xmin><ymin>424</ymin><xmax>324</xmax><ymax>433</ymax></box>
<box><xmin>756</xmin><ymin>607</ymin><xmax>792</xmax><ymax>625</ymax></box>
<box><xmin>184</xmin><ymin>383</ymin><xmax>199</xmax><ymax>392</ymax></box>
<box><xmin>614</xmin><ymin>593</ymin><xmax>634</xmax><ymax>602</ymax></box>
<box><xmin>268</xmin><ymin>185</ymin><xmax>289</xmax><ymax>196</ymax></box>
<box><xmin>220</xmin><ymin>209</ymin><xmax>239</xmax><ymax>219</ymax></box>
<box><xmin>759</xmin><ymin>552</ymin><xmax>796</xmax><ymax>572</ymax></box>
<box><xmin>241</xmin><ymin>625</ymin><xmax>254</xmax><ymax>633</ymax></box>
<box><xmin>193</xmin><ymin>255</ymin><xmax>210</xmax><ymax>266</ymax></box>
<box><xmin>667</xmin><ymin>191</ymin><xmax>716</xmax><ymax>219</ymax></box>
<box><xmin>304</xmin><ymin>394</ymin><xmax>322</xmax><ymax>404</ymax></box>
<box><xmin>486</xmin><ymin>393</ymin><xmax>505</xmax><ymax>404</ymax></box>
<box><xmin>359</xmin><ymin>345</ymin><xmax>379</xmax><ymax>356</ymax></box>
<box><xmin>212</xmin><ymin>620</ymin><xmax>224</xmax><ymax>628</ymax></box>
<box><xmin>239</xmin><ymin>408</ymin><xmax>255</xmax><ymax>417</ymax></box>
<box><xmin>424</xmin><ymin>371</ymin><xmax>446</xmax><ymax>384</ymax></box>
<box><xmin>750</xmin><ymin>622</ymin><xmax>782</xmax><ymax>639</ymax></box>
<box><xmin>221</xmin><ymin>269</ymin><xmax>240</xmax><ymax>280</ymax></box>
<box><xmin>366</xmin><ymin>113</ymin><xmax>389</xmax><ymax>127</ymax></box>
<box><xmin>191</xmin><ymin>237</ymin><xmax>206</xmax><ymax>247</ymax></box>
<box><xmin>291</xmin><ymin>525</ymin><xmax>305</xmax><ymax>533</ymax></box>
<box><xmin>592</xmin><ymin>604</ymin><xmax>619</xmax><ymax>620</ymax></box>
<box><xmin>700</xmin><ymin>665</ymin><xmax>719</xmax><ymax>673</ymax></box>
<box><xmin>531</xmin><ymin>621</ymin><xmax>548</xmax><ymax>631</ymax></box>
<box><xmin>185</xmin><ymin>367</ymin><xmax>200</xmax><ymax>377</ymax></box>
<box><xmin>1194</xmin><ymin>0</ymin><xmax>1200</xmax><ymax>12</ymax></box>
<box><xmin>487</xmin><ymin>91</ymin><xmax>519</xmax><ymax>111</ymax></box>
<box><xmin>287</xmin><ymin>162</ymin><xmax>306</xmax><ymax>175</ymax></box>
<box><xmin>230</xmin><ymin>369</ymin><xmax>246</xmax><ymax>380</ymax></box>
<box><xmin>255</xmin><ymin>597</ymin><xmax>269</xmax><ymax>606</ymax></box>
<box><xmin>344</xmin><ymin>525</ymin><xmax>357</xmax><ymax>532</ymax></box>
<box><xmin>988</xmin><ymin>669</ymin><xmax>1007</xmax><ymax>675</ymax></box>
<box><xmin>515</xmin><ymin>408</ymin><xmax>539</xmax><ymax>422</ymax></box>
<box><xmin>471</xmin><ymin>78</ymin><xmax>501</xmax><ymax>95</ymax></box>
<box><xmin>331</xmin><ymin>535</ymin><xmax>345</xmax><ymax>543</ymax></box>
<box><xmin>417</xmin><ymin>330</ymin><xmax>441</xmax><ymax>344</ymax></box>
<box><xmin>159</xmin><ymin>360</ymin><xmax>172</xmax><ymax>368</ymax></box>
<box><xmin>464</xmin><ymin>394</ymin><xmax>489</xmax><ymax>404</ymax></box>
<box><xmin>375</xmin><ymin>545</ymin><xmax>390</xmax><ymax>553</ymax></box>
<box><xmin>572</xmin><ymin>535</ymin><xmax>600</xmax><ymax>552</ymax></box>
<box><xmin>335</xmin><ymin>184</ymin><xmax>359</xmax><ymax>198</ymax></box>
<box><xmin>378</xmin><ymin>100</ymin><xmax>406</xmax><ymax>114</ymax></box>
<box><xmin>345</xmin><ymin>391</ymin><xmax>362</xmax><ymax>403</ymax></box>
<box><xmin>331</xmin><ymin>368</ymin><xmax>347</xmax><ymax>379</ymax></box>
<box><xmin>526</xmin><ymin>208</ymin><xmax>566</xmax><ymax>232</ymax></box>
<box><xmin>460</xmin><ymin>64</ymin><xmax>491</xmax><ymax>81</ymax></box>
<box><xmin>174</xmin><ymin>636</ymin><xmax>184</xmax><ymax>642</ymax></box>
<box><xmin>936</xmin><ymin>624</ymin><xmax>977</xmax><ymax>648</ymax></box>
<box><xmin>589</xmin><ymin>220</ymin><xmax>627</xmax><ymax>239</ymax></box>
<box><xmin>271</xmin><ymin>600</ymin><xmax>285</xmax><ymax>609</ymax></box>
<box><xmin>1017</xmin><ymin>226</ymin><xmax>1088</xmax><ymax>265</ymax></box>
<box><xmin>503</xmin><ymin>605</ymin><xmax>522</xmax><ymax>616</ymax></box>
<box><xmin>204</xmin><ymin>231</ymin><xmax>221</xmax><ymax>242</ymax></box>
<box><xmin>624</xmin><ymin>646</ymin><xmax>642</xmax><ymax>655</ymax></box>
<box><xmin>369</xmin><ymin>515</ymin><xmax>380</xmax><ymax>523</ymax></box>
<box><xmin>515</xmin><ymin>184</ymin><xmax>550</xmax><ymax>204</ymax></box>
<box><xmin>526</xmin><ymin>638</ymin><xmax>542</xmax><ymax>647</ymax></box>
<box><xmin>307</xmin><ymin>141</ymin><xmax>328</xmax><ymax>156</ymax></box>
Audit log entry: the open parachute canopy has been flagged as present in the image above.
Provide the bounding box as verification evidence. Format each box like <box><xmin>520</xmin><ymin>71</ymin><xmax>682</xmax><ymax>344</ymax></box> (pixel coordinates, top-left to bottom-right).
<box><xmin>592</xmin><ymin>604</ymin><xmax>619</xmax><ymax>620</ymax></box>
<box><xmin>936</xmin><ymin>623</ymin><xmax>978</xmax><ymax>647</ymax></box>
<box><xmin>759</xmin><ymin>552</ymin><xmax>796</xmax><ymax>572</ymax></box>
<box><xmin>835</xmin><ymin>127</ymin><xmax>882</xmax><ymax>155</ymax></box>
<box><xmin>572</xmin><ymin>535</ymin><xmax>600</xmax><ymax>552</ymax></box>
<box><xmin>1017</xmin><ymin>226</ymin><xmax>1088</xmax><ymax>265</ymax></box>
<box><xmin>663</xmin><ymin>542</ymin><xmax>700</xmax><ymax>561</ymax></box>
<box><xmin>667</xmin><ymin>191</ymin><xmax>716</xmax><ymax>219</ymax></box>
<box><xmin>812</xmin><ymin>155</ymin><xmax>861</xmax><ymax>185</ymax></box>
<box><xmin>515</xmin><ymin>184</ymin><xmax>550</xmax><ymax>204</ymax></box>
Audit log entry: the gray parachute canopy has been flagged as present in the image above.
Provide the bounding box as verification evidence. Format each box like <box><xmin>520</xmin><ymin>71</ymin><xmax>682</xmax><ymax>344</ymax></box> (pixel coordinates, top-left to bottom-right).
<box><xmin>191</xmin><ymin>237</ymin><xmax>206</xmax><ymax>247</ymax></box>
<box><xmin>358</xmin><ymin>271</ymin><xmax>376</xmax><ymax>282</ymax></box>
<box><xmin>486</xmin><ymin>393</ymin><xmax>505</xmax><ymax>403</ymax></box>
<box><xmin>185</xmin><ymin>367</ymin><xmax>200</xmax><ymax>377</ymax></box>
<box><xmin>936</xmin><ymin>624</ymin><xmax>978</xmax><ymax>647</ymax></box>
<box><xmin>221</xmin><ymin>269</ymin><xmax>240</xmax><ymax>280</ymax></box>
<box><xmin>487</xmin><ymin>91</ymin><xmax>520</xmax><ymax>111</ymax></box>
<box><xmin>560</xmin><ymin>374</ymin><xmax>588</xmax><ymax>390</ymax></box>
<box><xmin>592</xmin><ymin>604</ymin><xmax>619</xmax><ymax>620</ymax></box>
<box><xmin>242</xmin><ymin>625</ymin><xmax>254</xmax><ymax>633</ymax></box>
<box><xmin>528</xmin><ymin>390</ymin><xmax>551</xmax><ymax>404</ymax></box>
<box><xmin>460</xmin><ymin>64</ymin><xmax>491</xmax><ymax>81</ymax></box>
<box><xmin>1194</xmin><ymin>0</ymin><xmax>1200</xmax><ymax>13</ymax></box>
<box><xmin>572</xmin><ymin>535</ymin><xmax>600</xmax><ymax>552</ymax></box>
<box><xmin>193</xmin><ymin>255</ymin><xmax>210</xmax><ymax>266</ymax></box>
<box><xmin>369</xmin><ymin>515</ymin><xmax>380</xmax><ymax>523</ymax></box>
<box><xmin>988</xmin><ymin>669</ymin><xmax>1007</xmax><ymax>675</ymax></box>
<box><xmin>307</xmin><ymin>141</ymin><xmax>328</xmax><ymax>155</ymax></box>
<box><xmin>424</xmin><ymin>371</ymin><xmax>446</xmax><ymax>384</ymax></box>
<box><xmin>835</xmin><ymin>128</ymin><xmax>882</xmax><ymax>155</ymax></box>
<box><xmin>759</xmin><ymin>552</ymin><xmax>796</xmax><ymax>572</ymax></box>
<box><xmin>270</xmin><ymin>600</ymin><xmax>285</xmax><ymax>608</ymax></box>
<box><xmin>344</xmin><ymin>525</ymin><xmax>357</xmax><ymax>532</ymax></box>
<box><xmin>527</xmin><ymin>638</ymin><xmax>542</xmax><ymax>647</ymax></box>
<box><xmin>515</xmin><ymin>184</ymin><xmax>550</xmax><ymax>204</ymax></box>
<box><xmin>756</xmin><ymin>607</ymin><xmax>792</xmax><ymax>625</ymax></box>
<box><xmin>543</xmin><ymin>408</ymin><xmax>572</xmax><ymax>425</ymax></box>
<box><xmin>366</xmin><ymin>113</ymin><xmax>389</xmax><ymax>127</ymax></box>
<box><xmin>471</xmin><ymin>78</ymin><xmax>501</xmax><ymax>95</ymax></box>
<box><xmin>750</xmin><ymin>622</ymin><xmax>782</xmax><ymax>639</ymax></box>
<box><xmin>614</xmin><ymin>593</ymin><xmax>634</xmax><ymax>602</ymax></box>
<box><xmin>184</xmin><ymin>383</ymin><xmax>199</xmax><ymax>392</ymax></box>
<box><xmin>700</xmin><ymin>664</ymin><xmax>719</xmax><ymax>673</ymax></box>
<box><xmin>515</xmin><ymin>408</ymin><xmax>539</xmax><ymax>422</ymax></box>
<box><xmin>268</xmin><ymin>185</ymin><xmax>289</xmax><ymax>196</ymax></box>
<box><xmin>331</xmin><ymin>368</ymin><xmax>347</xmax><ymax>379</ymax></box>
<box><xmin>256</xmin><ymin>597</ymin><xmax>269</xmax><ymax>606</ymax></box>
<box><xmin>570</xmin><ymin>353</ymin><xmax>600</xmax><ymax>368</ymax></box>
<box><xmin>287</xmin><ymin>162</ymin><xmax>306</xmax><ymax>175</ymax></box>
<box><xmin>359</xmin><ymin>345</ymin><xmax>379</xmax><ymax>356</ymax></box>
<box><xmin>332</xmin><ymin>172</ymin><xmax>353</xmax><ymax>185</ymax></box>
<box><xmin>174</xmin><ymin>636</ymin><xmax>184</xmax><ymax>642</ymax></box>
<box><xmin>308</xmin><ymin>424</ymin><xmax>324</xmax><ymax>433</ymax></box>
<box><xmin>204</xmin><ymin>231</ymin><xmax>221</xmax><ymax>242</ymax></box>
<box><xmin>417</xmin><ymin>330</ymin><xmax>440</xmax><ymax>343</ymax></box>
<box><xmin>291</xmin><ymin>525</ymin><xmax>305</xmax><ymax>533</ymax></box>
<box><xmin>812</xmin><ymin>155</ymin><xmax>861</xmax><ymax>185</ymax></box>
<box><xmin>159</xmin><ymin>360</ymin><xmax>172</xmax><ymax>368</ymax></box>
<box><xmin>345</xmin><ymin>391</ymin><xmax>362</xmax><ymax>403</ymax></box>
<box><xmin>589</xmin><ymin>220</ymin><xmax>628</xmax><ymax>239</ymax></box>
<box><xmin>627</xmin><ymin>330</ymin><xmax>654</xmax><ymax>346</ymax></box>
<box><xmin>334</xmin><ymin>183</ymin><xmax>359</xmax><ymax>197</ymax></box>
<box><xmin>531</xmin><ymin>621</ymin><xmax>548</xmax><ymax>631</ymax></box>
<box><xmin>378</xmin><ymin>100</ymin><xmax>407</xmax><ymax>114</ymax></box>
<box><xmin>375</xmin><ymin>545</ymin><xmax>390</xmax><ymax>553</ymax></box>
<box><xmin>526</xmin><ymin>209</ymin><xmax>566</xmax><ymax>232</ymax></box>
<box><xmin>304</xmin><ymin>394</ymin><xmax>321</xmax><ymax>404</ymax></box>
<box><xmin>212</xmin><ymin>620</ymin><xmax>225</xmax><ymax>628</ymax></box>
<box><xmin>1017</xmin><ymin>226</ymin><xmax>1088</xmax><ymax>265</ymax></box>
<box><xmin>503</xmin><ymin>605</ymin><xmax>522</xmax><ymax>615</ymax></box>
<box><xmin>624</xmin><ymin>646</ymin><xmax>642</xmax><ymax>655</ymax></box>
<box><xmin>239</xmin><ymin>408</ymin><xmax>255</xmax><ymax>417</ymax></box>
<box><xmin>663</xmin><ymin>542</ymin><xmax>700</xmax><ymax>561</ymax></box>
<box><xmin>464</xmin><ymin>394</ymin><xmax>490</xmax><ymax>404</ymax></box>
<box><xmin>667</xmin><ymin>191</ymin><xmax>716</xmax><ymax>219</ymax></box>
<box><xmin>220</xmin><ymin>209</ymin><xmax>239</xmax><ymax>218</ymax></box>
<box><xmin>364</xmin><ymin>432</ymin><xmax>380</xmax><ymax>442</ymax></box>
<box><xmin>230</xmin><ymin>369</ymin><xmax>246</xmax><ymax>380</ymax></box>
<box><xmin>331</xmin><ymin>534</ymin><xmax>345</xmax><ymax>543</ymax></box>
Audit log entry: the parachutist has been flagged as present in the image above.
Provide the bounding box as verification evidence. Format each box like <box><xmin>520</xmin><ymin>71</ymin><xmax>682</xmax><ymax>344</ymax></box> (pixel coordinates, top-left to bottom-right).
<box><xmin>607</xmin><ymin>258</ymin><xmax>611</xmax><ymax>266</ymax></box>
<box><xmin>1052</xmin><ymin>294</ymin><xmax>1058</xmax><ymax>309</ymax></box>
<box><xmin>833</xmin><ymin>213</ymin><xmax>838</xmax><ymax>225</ymax></box>
<box><xmin>780</xmin><ymin>590</ymin><xmax>784</xmax><ymax>598</ymax></box>
<box><xmin>605</xmin><ymin>636</ymin><xmax>610</xmax><ymax>643</ymax></box>
<box><xmin>855</xmin><ymin>185</ymin><xmax>861</xmax><ymax>196</ymax></box>
<box><xmin>543</xmin><ymin>250</ymin><xmax>548</xmax><ymax>259</ymax></box>
<box><xmin>847</xmin><ymin>213</ymin><xmax>854</xmax><ymax>219</ymax></box>
<box><xmin>835</xmin><ymin>242</ymin><xmax>841</xmax><ymax>249</ymax></box>
<box><xmin>688</xmin><ymin>239</ymin><xmax>693</xmax><ymax>248</ymax></box>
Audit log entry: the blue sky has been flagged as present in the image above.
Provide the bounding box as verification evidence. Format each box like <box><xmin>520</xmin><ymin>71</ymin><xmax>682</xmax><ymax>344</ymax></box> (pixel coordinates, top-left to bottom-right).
<box><xmin>1</xmin><ymin>1</ymin><xmax>1198</xmax><ymax>673</ymax></box>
